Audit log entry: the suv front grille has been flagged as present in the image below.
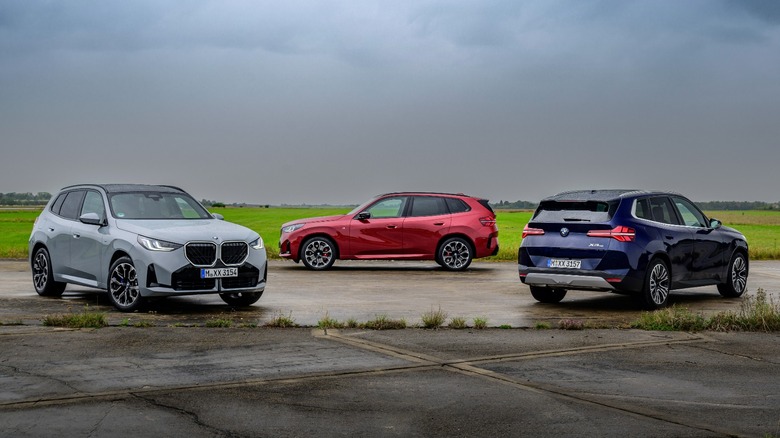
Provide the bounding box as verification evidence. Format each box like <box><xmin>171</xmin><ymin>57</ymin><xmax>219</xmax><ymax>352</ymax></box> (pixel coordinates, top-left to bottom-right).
<box><xmin>221</xmin><ymin>242</ymin><xmax>248</xmax><ymax>265</ymax></box>
<box><xmin>185</xmin><ymin>243</ymin><xmax>217</xmax><ymax>266</ymax></box>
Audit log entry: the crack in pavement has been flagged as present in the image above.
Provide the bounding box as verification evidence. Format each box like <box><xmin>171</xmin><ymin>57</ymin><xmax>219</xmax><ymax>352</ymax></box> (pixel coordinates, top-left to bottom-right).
<box><xmin>322</xmin><ymin>330</ymin><xmax>746</xmax><ymax>438</ymax></box>
<box><xmin>132</xmin><ymin>393</ymin><xmax>245</xmax><ymax>438</ymax></box>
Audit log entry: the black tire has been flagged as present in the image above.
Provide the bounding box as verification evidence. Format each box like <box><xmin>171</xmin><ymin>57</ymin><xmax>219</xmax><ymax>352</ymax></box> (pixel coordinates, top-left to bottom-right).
<box><xmin>718</xmin><ymin>252</ymin><xmax>748</xmax><ymax>298</ymax></box>
<box><xmin>438</xmin><ymin>237</ymin><xmax>473</xmax><ymax>271</ymax></box>
<box><xmin>220</xmin><ymin>291</ymin><xmax>264</xmax><ymax>307</ymax></box>
<box><xmin>529</xmin><ymin>286</ymin><xmax>567</xmax><ymax>303</ymax></box>
<box><xmin>300</xmin><ymin>237</ymin><xmax>337</xmax><ymax>270</ymax></box>
<box><xmin>108</xmin><ymin>256</ymin><xmax>145</xmax><ymax>312</ymax></box>
<box><xmin>639</xmin><ymin>258</ymin><xmax>670</xmax><ymax>310</ymax></box>
<box><xmin>31</xmin><ymin>247</ymin><xmax>66</xmax><ymax>297</ymax></box>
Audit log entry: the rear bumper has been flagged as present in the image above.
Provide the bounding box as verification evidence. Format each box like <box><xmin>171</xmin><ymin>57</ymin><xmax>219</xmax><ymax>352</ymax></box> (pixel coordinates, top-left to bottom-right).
<box><xmin>519</xmin><ymin>265</ymin><xmax>630</xmax><ymax>292</ymax></box>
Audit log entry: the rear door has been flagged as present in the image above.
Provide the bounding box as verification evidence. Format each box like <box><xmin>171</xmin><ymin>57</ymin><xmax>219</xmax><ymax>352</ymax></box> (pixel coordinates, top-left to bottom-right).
<box><xmin>646</xmin><ymin>196</ymin><xmax>693</xmax><ymax>282</ymax></box>
<box><xmin>51</xmin><ymin>190</ymin><xmax>86</xmax><ymax>279</ymax></box>
<box><xmin>402</xmin><ymin>196</ymin><xmax>451</xmax><ymax>256</ymax></box>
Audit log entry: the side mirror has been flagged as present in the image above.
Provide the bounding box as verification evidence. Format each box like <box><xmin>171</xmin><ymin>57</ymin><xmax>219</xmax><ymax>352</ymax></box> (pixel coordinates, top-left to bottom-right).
<box><xmin>79</xmin><ymin>212</ymin><xmax>104</xmax><ymax>226</ymax></box>
<box><xmin>356</xmin><ymin>211</ymin><xmax>371</xmax><ymax>221</ymax></box>
<box><xmin>212</xmin><ymin>213</ymin><xmax>224</xmax><ymax>220</ymax></box>
<box><xmin>709</xmin><ymin>218</ymin><xmax>722</xmax><ymax>229</ymax></box>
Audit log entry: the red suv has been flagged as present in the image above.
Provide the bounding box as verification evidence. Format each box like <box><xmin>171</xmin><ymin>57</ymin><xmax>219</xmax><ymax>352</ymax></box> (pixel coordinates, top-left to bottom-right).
<box><xmin>279</xmin><ymin>192</ymin><xmax>499</xmax><ymax>270</ymax></box>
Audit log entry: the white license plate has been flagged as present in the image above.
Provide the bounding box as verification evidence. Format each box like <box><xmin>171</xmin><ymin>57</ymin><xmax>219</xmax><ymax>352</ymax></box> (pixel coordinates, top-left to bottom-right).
<box><xmin>200</xmin><ymin>267</ymin><xmax>238</xmax><ymax>279</ymax></box>
<box><xmin>548</xmin><ymin>259</ymin><xmax>582</xmax><ymax>269</ymax></box>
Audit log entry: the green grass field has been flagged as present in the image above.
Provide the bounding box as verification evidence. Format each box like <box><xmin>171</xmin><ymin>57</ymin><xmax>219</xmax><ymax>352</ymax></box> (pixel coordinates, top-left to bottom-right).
<box><xmin>3</xmin><ymin>207</ymin><xmax>779</xmax><ymax>261</ymax></box>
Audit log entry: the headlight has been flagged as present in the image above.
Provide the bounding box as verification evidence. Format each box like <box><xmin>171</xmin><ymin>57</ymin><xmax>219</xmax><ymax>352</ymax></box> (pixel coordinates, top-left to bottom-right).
<box><xmin>137</xmin><ymin>235</ymin><xmax>183</xmax><ymax>252</ymax></box>
<box><xmin>282</xmin><ymin>223</ymin><xmax>304</xmax><ymax>233</ymax></box>
<box><xmin>250</xmin><ymin>237</ymin><xmax>264</xmax><ymax>250</ymax></box>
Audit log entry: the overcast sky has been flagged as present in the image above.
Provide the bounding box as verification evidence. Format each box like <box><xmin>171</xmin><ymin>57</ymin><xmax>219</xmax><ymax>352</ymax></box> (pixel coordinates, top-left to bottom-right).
<box><xmin>1</xmin><ymin>1</ymin><xmax>779</xmax><ymax>205</ymax></box>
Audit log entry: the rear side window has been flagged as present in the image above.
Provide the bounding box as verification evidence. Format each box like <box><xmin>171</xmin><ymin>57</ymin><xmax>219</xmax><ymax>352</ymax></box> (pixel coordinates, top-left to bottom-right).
<box><xmin>648</xmin><ymin>197</ymin><xmax>679</xmax><ymax>225</ymax></box>
<box><xmin>50</xmin><ymin>193</ymin><xmax>66</xmax><ymax>215</ymax></box>
<box><xmin>445</xmin><ymin>198</ymin><xmax>471</xmax><ymax>214</ymax></box>
<box><xmin>410</xmin><ymin>196</ymin><xmax>448</xmax><ymax>217</ymax></box>
<box><xmin>477</xmin><ymin>199</ymin><xmax>494</xmax><ymax>214</ymax></box>
<box><xmin>532</xmin><ymin>200</ymin><xmax>617</xmax><ymax>223</ymax></box>
<box><xmin>58</xmin><ymin>190</ymin><xmax>86</xmax><ymax>220</ymax></box>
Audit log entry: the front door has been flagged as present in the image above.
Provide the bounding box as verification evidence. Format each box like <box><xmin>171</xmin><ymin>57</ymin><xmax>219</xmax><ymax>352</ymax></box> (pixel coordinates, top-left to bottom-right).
<box><xmin>347</xmin><ymin>196</ymin><xmax>408</xmax><ymax>257</ymax></box>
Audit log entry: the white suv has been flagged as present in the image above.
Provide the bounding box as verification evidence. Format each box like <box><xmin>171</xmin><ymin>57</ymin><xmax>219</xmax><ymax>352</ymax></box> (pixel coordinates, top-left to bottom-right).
<box><xmin>29</xmin><ymin>184</ymin><xmax>267</xmax><ymax>312</ymax></box>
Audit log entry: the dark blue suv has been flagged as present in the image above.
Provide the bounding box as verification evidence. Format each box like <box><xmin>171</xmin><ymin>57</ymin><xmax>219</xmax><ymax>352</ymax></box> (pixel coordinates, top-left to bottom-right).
<box><xmin>518</xmin><ymin>190</ymin><xmax>749</xmax><ymax>309</ymax></box>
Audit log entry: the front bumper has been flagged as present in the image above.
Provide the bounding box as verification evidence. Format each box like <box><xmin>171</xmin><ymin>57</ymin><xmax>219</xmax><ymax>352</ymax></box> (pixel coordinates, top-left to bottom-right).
<box><xmin>131</xmin><ymin>246</ymin><xmax>267</xmax><ymax>298</ymax></box>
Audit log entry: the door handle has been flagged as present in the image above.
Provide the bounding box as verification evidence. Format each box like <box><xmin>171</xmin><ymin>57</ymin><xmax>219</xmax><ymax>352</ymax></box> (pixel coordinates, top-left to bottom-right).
<box><xmin>433</xmin><ymin>222</ymin><xmax>444</xmax><ymax>226</ymax></box>
<box><xmin>665</xmin><ymin>235</ymin><xmax>674</xmax><ymax>240</ymax></box>
<box><xmin>73</xmin><ymin>233</ymin><xmax>81</xmax><ymax>239</ymax></box>
<box><xmin>386</xmin><ymin>225</ymin><xmax>397</xmax><ymax>229</ymax></box>
<box><xmin>48</xmin><ymin>227</ymin><xmax>55</xmax><ymax>232</ymax></box>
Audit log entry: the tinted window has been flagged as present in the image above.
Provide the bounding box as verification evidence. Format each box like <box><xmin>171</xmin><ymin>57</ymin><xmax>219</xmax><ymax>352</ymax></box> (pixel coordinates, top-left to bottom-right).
<box><xmin>533</xmin><ymin>200</ymin><xmax>617</xmax><ymax>222</ymax></box>
<box><xmin>673</xmin><ymin>197</ymin><xmax>707</xmax><ymax>227</ymax></box>
<box><xmin>366</xmin><ymin>196</ymin><xmax>407</xmax><ymax>219</ymax></box>
<box><xmin>81</xmin><ymin>191</ymin><xmax>106</xmax><ymax>219</ymax></box>
<box><xmin>410</xmin><ymin>196</ymin><xmax>448</xmax><ymax>217</ymax></box>
<box><xmin>446</xmin><ymin>198</ymin><xmax>470</xmax><ymax>214</ymax></box>
<box><xmin>50</xmin><ymin>193</ymin><xmax>66</xmax><ymax>215</ymax></box>
<box><xmin>635</xmin><ymin>199</ymin><xmax>651</xmax><ymax>220</ymax></box>
<box><xmin>648</xmin><ymin>197</ymin><xmax>678</xmax><ymax>225</ymax></box>
<box><xmin>109</xmin><ymin>192</ymin><xmax>211</xmax><ymax>219</ymax></box>
<box><xmin>59</xmin><ymin>191</ymin><xmax>86</xmax><ymax>220</ymax></box>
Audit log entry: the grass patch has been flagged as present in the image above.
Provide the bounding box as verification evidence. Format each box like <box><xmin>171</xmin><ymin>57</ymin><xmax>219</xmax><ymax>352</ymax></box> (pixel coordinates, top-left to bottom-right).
<box><xmin>448</xmin><ymin>316</ymin><xmax>468</xmax><ymax>329</ymax></box>
<box><xmin>42</xmin><ymin>307</ymin><xmax>108</xmax><ymax>329</ymax></box>
<box><xmin>472</xmin><ymin>317</ymin><xmax>488</xmax><ymax>329</ymax></box>
<box><xmin>498</xmin><ymin>324</ymin><xmax>512</xmax><ymax>329</ymax></box>
<box><xmin>265</xmin><ymin>312</ymin><xmax>297</xmax><ymax>328</ymax></box>
<box><xmin>534</xmin><ymin>321</ymin><xmax>552</xmax><ymax>330</ymax></box>
<box><xmin>345</xmin><ymin>318</ymin><xmax>360</xmax><ymax>328</ymax></box>
<box><xmin>133</xmin><ymin>320</ymin><xmax>154</xmax><ymax>328</ymax></box>
<box><xmin>420</xmin><ymin>307</ymin><xmax>447</xmax><ymax>329</ymax></box>
<box><xmin>205</xmin><ymin>318</ymin><xmax>233</xmax><ymax>328</ymax></box>
<box><xmin>318</xmin><ymin>313</ymin><xmax>345</xmax><ymax>329</ymax></box>
<box><xmin>7</xmin><ymin>207</ymin><xmax>779</xmax><ymax>261</ymax></box>
<box><xmin>632</xmin><ymin>288</ymin><xmax>780</xmax><ymax>332</ymax></box>
<box><xmin>362</xmin><ymin>315</ymin><xmax>407</xmax><ymax>330</ymax></box>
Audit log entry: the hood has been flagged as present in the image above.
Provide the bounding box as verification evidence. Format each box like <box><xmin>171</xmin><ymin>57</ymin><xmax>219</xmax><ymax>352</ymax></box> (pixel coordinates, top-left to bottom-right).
<box><xmin>115</xmin><ymin>219</ymin><xmax>258</xmax><ymax>244</ymax></box>
<box><xmin>281</xmin><ymin>215</ymin><xmax>346</xmax><ymax>228</ymax></box>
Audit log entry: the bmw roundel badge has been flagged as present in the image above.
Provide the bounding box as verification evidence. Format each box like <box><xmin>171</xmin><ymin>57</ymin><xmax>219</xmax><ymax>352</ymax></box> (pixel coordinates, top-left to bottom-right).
<box><xmin>560</xmin><ymin>228</ymin><xmax>570</xmax><ymax>237</ymax></box>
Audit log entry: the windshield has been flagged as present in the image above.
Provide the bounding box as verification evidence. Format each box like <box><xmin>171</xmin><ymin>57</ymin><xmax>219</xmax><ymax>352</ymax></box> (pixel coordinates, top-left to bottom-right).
<box><xmin>109</xmin><ymin>192</ymin><xmax>212</xmax><ymax>220</ymax></box>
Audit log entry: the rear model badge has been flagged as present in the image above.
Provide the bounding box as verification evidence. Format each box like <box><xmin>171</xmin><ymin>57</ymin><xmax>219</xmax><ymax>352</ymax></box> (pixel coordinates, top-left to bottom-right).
<box><xmin>560</xmin><ymin>228</ymin><xmax>570</xmax><ymax>237</ymax></box>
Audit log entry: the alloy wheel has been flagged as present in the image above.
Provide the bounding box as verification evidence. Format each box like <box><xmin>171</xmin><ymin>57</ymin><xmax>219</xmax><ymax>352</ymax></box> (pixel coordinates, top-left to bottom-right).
<box><xmin>731</xmin><ymin>256</ymin><xmax>748</xmax><ymax>295</ymax></box>
<box><xmin>442</xmin><ymin>240</ymin><xmax>471</xmax><ymax>269</ymax></box>
<box><xmin>110</xmin><ymin>263</ymin><xmax>140</xmax><ymax>307</ymax></box>
<box><xmin>304</xmin><ymin>240</ymin><xmax>333</xmax><ymax>269</ymax></box>
<box><xmin>648</xmin><ymin>263</ymin><xmax>670</xmax><ymax>305</ymax></box>
<box><xmin>32</xmin><ymin>251</ymin><xmax>48</xmax><ymax>291</ymax></box>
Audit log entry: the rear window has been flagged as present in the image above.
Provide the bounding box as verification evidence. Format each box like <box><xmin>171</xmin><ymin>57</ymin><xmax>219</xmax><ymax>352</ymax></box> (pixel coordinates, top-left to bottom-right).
<box><xmin>532</xmin><ymin>200</ymin><xmax>617</xmax><ymax>223</ymax></box>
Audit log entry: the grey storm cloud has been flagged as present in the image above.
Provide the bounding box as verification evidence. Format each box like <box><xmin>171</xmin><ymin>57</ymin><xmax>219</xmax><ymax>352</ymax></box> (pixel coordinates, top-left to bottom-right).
<box><xmin>1</xmin><ymin>0</ymin><xmax>779</xmax><ymax>205</ymax></box>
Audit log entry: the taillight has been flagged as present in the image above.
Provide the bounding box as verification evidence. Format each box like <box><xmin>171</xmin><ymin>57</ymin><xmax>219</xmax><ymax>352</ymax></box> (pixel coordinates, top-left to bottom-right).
<box><xmin>479</xmin><ymin>216</ymin><xmax>496</xmax><ymax>227</ymax></box>
<box><xmin>522</xmin><ymin>224</ymin><xmax>545</xmax><ymax>239</ymax></box>
<box><xmin>587</xmin><ymin>226</ymin><xmax>635</xmax><ymax>242</ymax></box>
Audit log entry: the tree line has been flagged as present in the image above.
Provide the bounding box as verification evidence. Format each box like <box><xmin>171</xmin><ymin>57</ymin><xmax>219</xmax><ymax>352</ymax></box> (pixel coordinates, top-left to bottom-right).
<box><xmin>0</xmin><ymin>192</ymin><xmax>52</xmax><ymax>206</ymax></box>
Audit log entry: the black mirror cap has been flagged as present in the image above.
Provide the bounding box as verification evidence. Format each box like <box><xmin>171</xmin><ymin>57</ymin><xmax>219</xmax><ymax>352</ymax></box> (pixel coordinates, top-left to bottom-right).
<box><xmin>356</xmin><ymin>211</ymin><xmax>371</xmax><ymax>221</ymax></box>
